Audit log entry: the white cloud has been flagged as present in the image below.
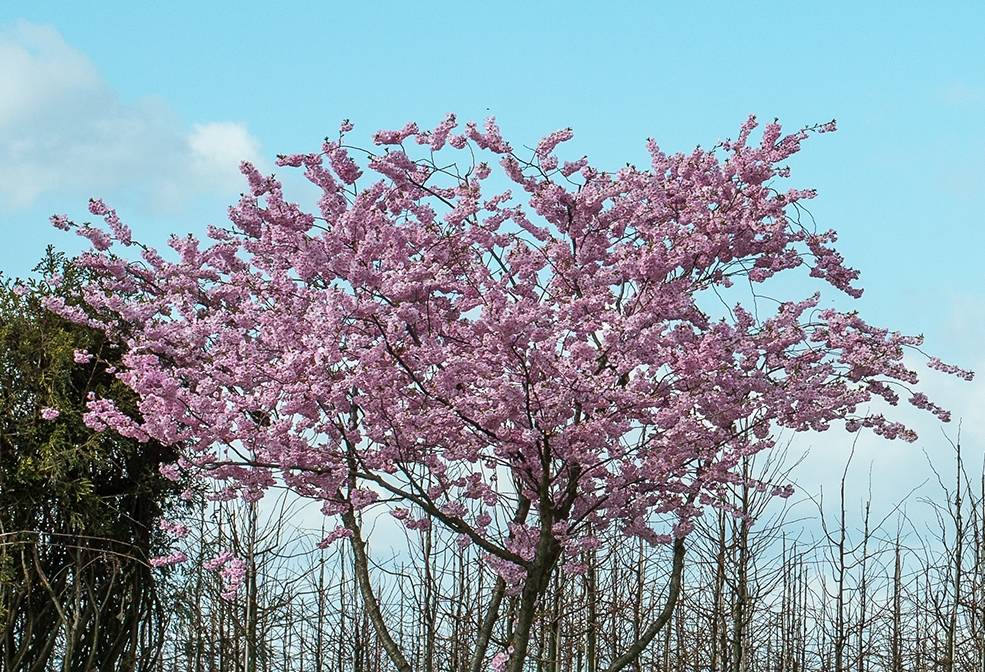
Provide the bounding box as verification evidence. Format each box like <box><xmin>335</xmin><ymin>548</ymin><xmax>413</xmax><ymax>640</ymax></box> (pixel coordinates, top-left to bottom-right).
<box><xmin>188</xmin><ymin>122</ymin><xmax>263</xmax><ymax>188</ymax></box>
<box><xmin>0</xmin><ymin>20</ymin><xmax>262</xmax><ymax>211</ymax></box>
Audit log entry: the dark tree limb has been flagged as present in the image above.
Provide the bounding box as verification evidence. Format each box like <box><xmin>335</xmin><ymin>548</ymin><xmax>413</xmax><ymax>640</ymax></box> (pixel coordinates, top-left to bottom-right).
<box><xmin>604</xmin><ymin>536</ymin><xmax>686</xmax><ymax>672</ymax></box>
<box><xmin>341</xmin><ymin>508</ymin><xmax>414</xmax><ymax>672</ymax></box>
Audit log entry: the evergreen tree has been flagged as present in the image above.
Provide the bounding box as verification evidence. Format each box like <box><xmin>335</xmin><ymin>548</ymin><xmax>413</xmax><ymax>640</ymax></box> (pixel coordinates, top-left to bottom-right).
<box><xmin>0</xmin><ymin>248</ymin><xmax>184</xmax><ymax>671</ymax></box>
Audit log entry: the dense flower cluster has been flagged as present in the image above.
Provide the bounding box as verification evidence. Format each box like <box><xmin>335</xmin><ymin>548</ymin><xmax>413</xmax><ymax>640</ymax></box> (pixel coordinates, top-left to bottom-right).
<box><xmin>200</xmin><ymin>551</ymin><xmax>246</xmax><ymax>599</ymax></box>
<box><xmin>158</xmin><ymin>518</ymin><xmax>190</xmax><ymax>538</ymax></box>
<box><xmin>218</xmin><ymin>558</ymin><xmax>247</xmax><ymax>600</ymax></box>
<box><xmin>149</xmin><ymin>551</ymin><xmax>188</xmax><ymax>568</ymax></box>
<box><xmin>49</xmin><ymin>115</ymin><xmax>968</xmax><ymax>587</ymax></box>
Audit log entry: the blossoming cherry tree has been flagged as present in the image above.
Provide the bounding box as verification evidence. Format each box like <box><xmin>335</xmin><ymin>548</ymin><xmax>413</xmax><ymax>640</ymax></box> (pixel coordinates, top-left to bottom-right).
<box><xmin>49</xmin><ymin>115</ymin><xmax>969</xmax><ymax>672</ymax></box>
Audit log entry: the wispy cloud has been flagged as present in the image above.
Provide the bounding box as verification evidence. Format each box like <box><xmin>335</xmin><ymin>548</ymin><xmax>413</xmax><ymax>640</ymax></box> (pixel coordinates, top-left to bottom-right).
<box><xmin>0</xmin><ymin>21</ymin><xmax>262</xmax><ymax>211</ymax></box>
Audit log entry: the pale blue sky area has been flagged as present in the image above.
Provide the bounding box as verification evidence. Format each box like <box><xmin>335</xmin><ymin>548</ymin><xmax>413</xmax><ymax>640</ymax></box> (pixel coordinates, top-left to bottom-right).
<box><xmin>1</xmin><ymin>2</ymin><xmax>982</xmax><ymax>513</ymax></box>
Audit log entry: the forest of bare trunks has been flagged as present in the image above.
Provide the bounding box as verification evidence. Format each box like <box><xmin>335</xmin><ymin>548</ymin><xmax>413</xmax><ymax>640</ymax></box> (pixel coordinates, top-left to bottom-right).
<box><xmin>7</xmin><ymin>436</ymin><xmax>981</xmax><ymax>672</ymax></box>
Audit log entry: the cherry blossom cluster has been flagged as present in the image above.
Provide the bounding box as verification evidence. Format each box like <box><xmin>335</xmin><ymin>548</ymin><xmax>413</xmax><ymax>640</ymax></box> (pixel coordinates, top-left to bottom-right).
<box><xmin>48</xmin><ymin>114</ymin><xmax>969</xmax><ymax>587</ymax></box>
<box><xmin>158</xmin><ymin>518</ymin><xmax>190</xmax><ymax>538</ymax></box>
<box><xmin>202</xmin><ymin>551</ymin><xmax>246</xmax><ymax>599</ymax></box>
<box><xmin>149</xmin><ymin>551</ymin><xmax>188</xmax><ymax>568</ymax></box>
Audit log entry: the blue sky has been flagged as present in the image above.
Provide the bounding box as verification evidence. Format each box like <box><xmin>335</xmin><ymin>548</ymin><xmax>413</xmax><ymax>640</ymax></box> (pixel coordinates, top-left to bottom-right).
<box><xmin>1</xmin><ymin>2</ymin><xmax>982</xmax><ymax>516</ymax></box>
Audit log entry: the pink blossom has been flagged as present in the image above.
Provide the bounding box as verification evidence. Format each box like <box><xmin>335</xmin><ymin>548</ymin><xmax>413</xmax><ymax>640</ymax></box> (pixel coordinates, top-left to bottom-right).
<box><xmin>423</xmin><ymin>112</ymin><xmax>457</xmax><ymax>151</ymax></box>
<box><xmin>373</xmin><ymin>121</ymin><xmax>419</xmax><ymax>146</ymax></box>
<box><xmin>324</xmin><ymin>140</ymin><xmax>362</xmax><ymax>184</ymax></box>
<box><xmin>491</xmin><ymin>648</ymin><xmax>512</xmax><ymax>672</ymax></box>
<box><xmin>202</xmin><ymin>550</ymin><xmax>245</xmax><ymax>599</ymax></box>
<box><xmin>219</xmin><ymin>557</ymin><xmax>247</xmax><ymax>599</ymax></box>
<box><xmin>50</xmin><ymin>214</ymin><xmax>71</xmax><ymax>231</ymax></box>
<box><xmin>149</xmin><ymin>552</ymin><xmax>188</xmax><ymax>567</ymax></box>
<box><xmin>927</xmin><ymin>357</ymin><xmax>974</xmax><ymax>381</ymax></box>
<box><xmin>204</xmin><ymin>551</ymin><xmax>234</xmax><ymax>571</ymax></box>
<box><xmin>40</xmin><ymin>407</ymin><xmax>59</xmax><ymax>421</ymax></box>
<box><xmin>159</xmin><ymin>463</ymin><xmax>181</xmax><ymax>482</ymax></box>
<box><xmin>159</xmin><ymin>519</ymin><xmax>190</xmax><ymax>538</ymax></box>
<box><xmin>76</xmin><ymin>225</ymin><xmax>112</xmax><ymax>251</ymax></box>
<box><xmin>390</xmin><ymin>508</ymin><xmax>410</xmax><ymax>521</ymax></box>
<box><xmin>535</xmin><ymin>127</ymin><xmax>574</xmax><ymax>158</ymax></box>
<box><xmin>317</xmin><ymin>526</ymin><xmax>354</xmax><ymax>548</ymax></box>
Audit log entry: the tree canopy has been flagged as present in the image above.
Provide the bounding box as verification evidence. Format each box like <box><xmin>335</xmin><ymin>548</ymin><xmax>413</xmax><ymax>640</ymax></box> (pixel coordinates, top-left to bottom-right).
<box><xmin>47</xmin><ymin>115</ymin><xmax>970</xmax><ymax>671</ymax></box>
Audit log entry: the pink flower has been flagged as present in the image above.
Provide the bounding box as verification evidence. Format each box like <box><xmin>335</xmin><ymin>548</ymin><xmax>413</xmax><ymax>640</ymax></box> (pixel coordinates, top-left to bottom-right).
<box><xmin>535</xmin><ymin>127</ymin><xmax>574</xmax><ymax>158</ymax></box>
<box><xmin>50</xmin><ymin>214</ymin><xmax>71</xmax><ymax>231</ymax></box>
<box><xmin>491</xmin><ymin>648</ymin><xmax>513</xmax><ymax>672</ymax></box>
<box><xmin>159</xmin><ymin>519</ymin><xmax>190</xmax><ymax>538</ymax></box>
<box><xmin>426</xmin><ymin>113</ymin><xmax>457</xmax><ymax>151</ymax></box>
<box><xmin>927</xmin><ymin>357</ymin><xmax>974</xmax><ymax>381</ymax></box>
<box><xmin>316</xmin><ymin>526</ymin><xmax>354</xmax><ymax>549</ymax></box>
<box><xmin>159</xmin><ymin>463</ymin><xmax>181</xmax><ymax>482</ymax></box>
<box><xmin>373</xmin><ymin>121</ymin><xmax>419</xmax><ymax>146</ymax></box>
<box><xmin>204</xmin><ymin>551</ymin><xmax>234</xmax><ymax>571</ymax></box>
<box><xmin>40</xmin><ymin>407</ymin><xmax>59</xmax><ymax>421</ymax></box>
<box><xmin>220</xmin><ymin>557</ymin><xmax>247</xmax><ymax>599</ymax></box>
<box><xmin>149</xmin><ymin>552</ymin><xmax>188</xmax><ymax>568</ymax></box>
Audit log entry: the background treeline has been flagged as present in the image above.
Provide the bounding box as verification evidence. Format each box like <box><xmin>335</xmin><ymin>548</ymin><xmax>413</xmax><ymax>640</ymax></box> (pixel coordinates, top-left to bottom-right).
<box><xmin>2</xmin><ymin>254</ymin><xmax>983</xmax><ymax>671</ymax></box>
<box><xmin>150</xmin><ymin>443</ymin><xmax>984</xmax><ymax>672</ymax></box>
